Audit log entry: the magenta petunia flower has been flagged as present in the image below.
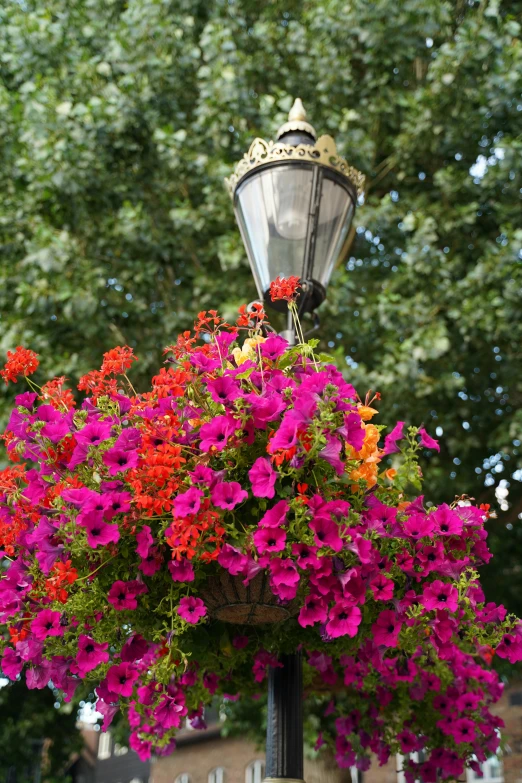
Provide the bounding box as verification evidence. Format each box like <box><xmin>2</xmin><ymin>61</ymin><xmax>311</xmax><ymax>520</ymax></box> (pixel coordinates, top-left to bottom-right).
<box><xmin>248</xmin><ymin>457</ymin><xmax>277</xmax><ymax>498</ymax></box>
<box><xmin>421</xmin><ymin>580</ymin><xmax>459</xmax><ymax>612</ymax></box>
<box><xmin>138</xmin><ymin>546</ymin><xmax>162</xmax><ymax>576</ymax></box>
<box><xmin>168</xmin><ymin>558</ymin><xmax>195</xmax><ymax>582</ymax></box>
<box><xmin>268</xmin><ymin>419</ymin><xmax>299</xmax><ymax>452</ymax></box>
<box><xmin>383</xmin><ymin>421</ymin><xmax>405</xmax><ymax>455</ymax></box>
<box><xmin>107</xmin><ymin>580</ymin><xmax>148</xmax><ymax>611</ymax></box>
<box><xmin>298</xmin><ymin>595</ymin><xmax>328</xmax><ymax>628</ymax></box>
<box><xmin>121</xmin><ymin>633</ymin><xmax>149</xmax><ymax>663</ymax></box>
<box><xmin>402</xmin><ymin>513</ymin><xmax>434</xmax><ymax>539</ymax></box>
<box><xmin>84</xmin><ymin>515</ymin><xmax>120</xmax><ymax>549</ymax></box>
<box><xmin>217</xmin><ymin>544</ymin><xmax>248</xmax><ymax>576</ymax></box>
<box><xmin>449</xmin><ymin>717</ymin><xmax>476</xmax><ymax>744</ymax></box>
<box><xmin>326</xmin><ymin>603</ymin><xmax>362</xmax><ymax>638</ymax></box>
<box><xmin>199</xmin><ymin>415</ymin><xmax>236</xmax><ymax>452</ymax></box>
<box><xmin>372</xmin><ymin>609</ymin><xmax>401</xmax><ymax>647</ymax></box>
<box><xmin>153</xmin><ymin>693</ymin><xmax>187</xmax><ymax>729</ymax></box>
<box><xmin>371</xmin><ymin>574</ymin><xmax>394</xmax><ymax>601</ymax></box>
<box><xmin>419</xmin><ymin>427</ymin><xmax>440</xmax><ymax>452</ymax></box>
<box><xmin>75</xmin><ymin>420</ymin><xmax>113</xmax><ymax>447</ymax></box>
<box><xmin>207</xmin><ymin>376</ymin><xmax>242</xmax><ymax>405</ymax></box>
<box><xmin>173</xmin><ymin>487</ymin><xmax>204</xmax><ymax>518</ymax></box>
<box><xmin>292</xmin><ymin>543</ymin><xmax>321</xmax><ymax>570</ymax></box>
<box><xmin>496</xmin><ymin>631</ymin><xmax>522</xmax><ymax>663</ymax></box>
<box><xmin>2</xmin><ymin>647</ymin><xmax>23</xmax><ymax>680</ymax></box>
<box><xmin>31</xmin><ymin>609</ymin><xmax>64</xmax><ymax>641</ymax></box>
<box><xmin>430</xmin><ymin>504</ymin><xmax>463</xmax><ymax>536</ymax></box>
<box><xmin>106</xmin><ymin>662</ymin><xmax>140</xmax><ymax>697</ymax></box>
<box><xmin>135</xmin><ymin>525</ymin><xmax>154</xmax><ymax>558</ymax></box>
<box><xmin>259</xmin><ymin>499</ymin><xmax>289</xmax><ymax>528</ymax></box>
<box><xmin>177</xmin><ymin>596</ymin><xmax>207</xmax><ymax>624</ymax></box>
<box><xmin>76</xmin><ymin>634</ymin><xmax>110</xmax><ymax>676</ymax></box>
<box><xmin>253</xmin><ymin>526</ymin><xmax>286</xmax><ymax>554</ymax></box>
<box><xmin>309</xmin><ymin>516</ymin><xmax>343</xmax><ymax>552</ymax></box>
<box><xmin>259</xmin><ymin>334</ymin><xmax>288</xmax><ymax>361</ymax></box>
<box><xmin>232</xmin><ymin>635</ymin><xmax>249</xmax><ymax>649</ymax></box>
<box><xmin>103</xmin><ymin>447</ymin><xmax>139</xmax><ymax>475</ymax></box>
<box><xmin>343</xmin><ymin>412</ymin><xmax>365</xmax><ymax>451</ymax></box>
<box><xmin>211</xmin><ymin>481</ymin><xmax>248</xmax><ymax>510</ymax></box>
<box><xmin>319</xmin><ymin>435</ymin><xmax>345</xmax><ymax>475</ymax></box>
<box><xmin>269</xmin><ymin>558</ymin><xmax>298</xmax><ymax>588</ymax></box>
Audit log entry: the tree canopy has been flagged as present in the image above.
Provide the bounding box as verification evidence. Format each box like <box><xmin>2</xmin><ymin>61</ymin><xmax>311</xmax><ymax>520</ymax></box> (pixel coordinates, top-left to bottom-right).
<box><xmin>0</xmin><ymin>0</ymin><xmax>521</xmax><ymax>618</ymax></box>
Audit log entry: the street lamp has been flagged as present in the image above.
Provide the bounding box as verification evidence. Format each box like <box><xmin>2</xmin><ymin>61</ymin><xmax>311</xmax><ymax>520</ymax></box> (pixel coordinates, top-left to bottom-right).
<box><xmin>226</xmin><ymin>100</ymin><xmax>364</xmax><ymax>783</ymax></box>
<box><xmin>225</xmin><ymin>98</ymin><xmax>364</xmax><ymax>315</ymax></box>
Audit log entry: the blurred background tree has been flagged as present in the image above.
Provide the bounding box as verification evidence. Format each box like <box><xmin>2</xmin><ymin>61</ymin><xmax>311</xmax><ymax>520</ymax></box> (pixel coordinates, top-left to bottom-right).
<box><xmin>0</xmin><ymin>679</ymin><xmax>82</xmax><ymax>781</ymax></box>
<box><xmin>0</xmin><ymin>0</ymin><xmax>521</xmax><ymax>733</ymax></box>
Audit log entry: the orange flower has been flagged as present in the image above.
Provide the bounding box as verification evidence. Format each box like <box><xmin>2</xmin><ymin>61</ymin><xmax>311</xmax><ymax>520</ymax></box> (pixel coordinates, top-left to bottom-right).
<box><xmin>384</xmin><ymin>468</ymin><xmax>397</xmax><ymax>481</ymax></box>
<box><xmin>357</xmin><ymin>405</ymin><xmax>379</xmax><ymax>421</ymax></box>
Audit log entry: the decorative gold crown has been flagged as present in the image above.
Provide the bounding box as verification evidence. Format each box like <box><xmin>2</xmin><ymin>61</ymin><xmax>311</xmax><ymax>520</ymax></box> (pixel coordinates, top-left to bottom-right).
<box><xmin>225</xmin><ymin>99</ymin><xmax>365</xmax><ymax>198</ymax></box>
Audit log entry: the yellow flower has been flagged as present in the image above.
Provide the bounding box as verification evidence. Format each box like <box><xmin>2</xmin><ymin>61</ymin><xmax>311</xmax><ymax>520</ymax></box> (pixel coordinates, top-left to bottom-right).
<box><xmin>232</xmin><ymin>336</ymin><xmax>266</xmax><ymax>366</ymax></box>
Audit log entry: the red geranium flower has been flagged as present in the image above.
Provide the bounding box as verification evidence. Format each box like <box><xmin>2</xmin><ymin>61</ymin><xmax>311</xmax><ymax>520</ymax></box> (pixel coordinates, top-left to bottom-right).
<box><xmin>1</xmin><ymin>346</ymin><xmax>39</xmax><ymax>384</ymax></box>
<box><xmin>269</xmin><ymin>276</ymin><xmax>301</xmax><ymax>303</ymax></box>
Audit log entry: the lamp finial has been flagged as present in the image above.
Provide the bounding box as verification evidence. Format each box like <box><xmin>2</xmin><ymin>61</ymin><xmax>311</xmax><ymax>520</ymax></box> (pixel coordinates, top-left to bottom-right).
<box><xmin>288</xmin><ymin>98</ymin><xmax>307</xmax><ymax>123</ymax></box>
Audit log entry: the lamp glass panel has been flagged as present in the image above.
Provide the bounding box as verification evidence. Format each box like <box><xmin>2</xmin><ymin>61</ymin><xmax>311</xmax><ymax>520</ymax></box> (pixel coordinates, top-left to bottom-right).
<box><xmin>312</xmin><ymin>175</ymin><xmax>355</xmax><ymax>288</ymax></box>
<box><xmin>234</xmin><ymin>164</ymin><xmax>314</xmax><ymax>296</ymax></box>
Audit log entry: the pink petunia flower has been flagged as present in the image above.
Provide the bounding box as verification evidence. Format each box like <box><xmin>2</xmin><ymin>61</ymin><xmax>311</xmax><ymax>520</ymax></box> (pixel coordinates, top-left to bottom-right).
<box><xmin>248</xmin><ymin>457</ymin><xmax>278</xmax><ymax>498</ymax></box>
<box><xmin>31</xmin><ymin>609</ymin><xmax>64</xmax><ymax>641</ymax></box>
<box><xmin>326</xmin><ymin>603</ymin><xmax>362</xmax><ymax>638</ymax></box>
<box><xmin>168</xmin><ymin>558</ymin><xmax>195</xmax><ymax>582</ymax></box>
<box><xmin>270</xmin><ymin>558</ymin><xmax>300</xmax><ymax>600</ymax></box>
<box><xmin>309</xmin><ymin>516</ymin><xmax>343</xmax><ymax>552</ymax></box>
<box><xmin>292</xmin><ymin>543</ymin><xmax>321</xmax><ymax>570</ymax></box>
<box><xmin>107</xmin><ymin>580</ymin><xmax>148</xmax><ymax>611</ymax></box>
<box><xmin>253</xmin><ymin>526</ymin><xmax>286</xmax><ymax>554</ymax></box>
<box><xmin>76</xmin><ymin>634</ymin><xmax>110</xmax><ymax>676</ymax></box>
<box><xmin>199</xmin><ymin>415</ymin><xmax>236</xmax><ymax>452</ymax></box>
<box><xmin>344</xmin><ymin>412</ymin><xmax>365</xmax><ymax>451</ymax></box>
<box><xmin>173</xmin><ymin>487</ymin><xmax>204</xmax><ymax>517</ymax></box>
<box><xmin>135</xmin><ymin>525</ymin><xmax>154</xmax><ymax>558</ymax></box>
<box><xmin>383</xmin><ymin>421</ymin><xmax>405</xmax><ymax>455</ymax></box>
<box><xmin>211</xmin><ymin>481</ymin><xmax>248</xmax><ymax>510</ymax></box>
<box><xmin>2</xmin><ymin>647</ymin><xmax>23</xmax><ymax>680</ymax></box>
<box><xmin>102</xmin><ymin>448</ymin><xmax>139</xmax><ymax>475</ymax></box>
<box><xmin>84</xmin><ymin>515</ymin><xmax>120</xmax><ymax>549</ymax></box>
<box><xmin>106</xmin><ymin>662</ymin><xmax>139</xmax><ymax>697</ymax></box>
<box><xmin>217</xmin><ymin>544</ymin><xmax>248</xmax><ymax>576</ymax></box>
<box><xmin>372</xmin><ymin>609</ymin><xmax>401</xmax><ymax>647</ymax></box>
<box><xmin>177</xmin><ymin>596</ymin><xmax>207</xmax><ymax>624</ymax></box>
<box><xmin>419</xmin><ymin>427</ymin><xmax>440</xmax><ymax>452</ymax></box>
<box><xmin>206</xmin><ymin>376</ymin><xmax>241</xmax><ymax>406</ymax></box>
<box><xmin>153</xmin><ymin>692</ymin><xmax>187</xmax><ymax>729</ymax></box>
<box><xmin>449</xmin><ymin>717</ymin><xmax>476</xmax><ymax>744</ymax></box>
<box><xmin>421</xmin><ymin>580</ymin><xmax>459</xmax><ymax>612</ymax></box>
<box><xmin>298</xmin><ymin>595</ymin><xmax>328</xmax><ymax>628</ymax></box>
<box><xmin>371</xmin><ymin>574</ymin><xmax>394</xmax><ymax>601</ymax></box>
<box><xmin>259</xmin><ymin>499</ymin><xmax>289</xmax><ymax>528</ymax></box>
<box><xmin>402</xmin><ymin>513</ymin><xmax>435</xmax><ymax>539</ymax></box>
<box><xmin>430</xmin><ymin>504</ymin><xmax>463</xmax><ymax>536</ymax></box>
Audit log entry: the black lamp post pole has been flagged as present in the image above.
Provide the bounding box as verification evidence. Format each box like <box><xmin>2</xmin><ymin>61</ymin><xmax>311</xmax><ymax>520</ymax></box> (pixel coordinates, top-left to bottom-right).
<box><xmin>265</xmin><ymin>651</ymin><xmax>304</xmax><ymax>783</ymax></box>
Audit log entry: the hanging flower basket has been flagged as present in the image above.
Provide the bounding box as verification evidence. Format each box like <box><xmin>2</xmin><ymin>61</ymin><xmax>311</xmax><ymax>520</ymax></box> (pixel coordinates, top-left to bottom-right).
<box><xmin>201</xmin><ymin>570</ymin><xmax>299</xmax><ymax>625</ymax></box>
<box><xmin>0</xmin><ymin>286</ymin><xmax>520</xmax><ymax>777</ymax></box>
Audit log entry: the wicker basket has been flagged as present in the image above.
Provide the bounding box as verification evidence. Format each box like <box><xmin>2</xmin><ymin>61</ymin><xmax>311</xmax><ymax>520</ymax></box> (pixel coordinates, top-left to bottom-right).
<box><xmin>201</xmin><ymin>570</ymin><xmax>299</xmax><ymax>625</ymax></box>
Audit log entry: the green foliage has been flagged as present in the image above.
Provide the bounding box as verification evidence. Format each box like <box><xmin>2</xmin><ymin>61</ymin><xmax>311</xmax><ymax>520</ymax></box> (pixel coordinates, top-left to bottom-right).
<box><xmin>0</xmin><ymin>0</ymin><xmax>520</xmax><ymax>620</ymax></box>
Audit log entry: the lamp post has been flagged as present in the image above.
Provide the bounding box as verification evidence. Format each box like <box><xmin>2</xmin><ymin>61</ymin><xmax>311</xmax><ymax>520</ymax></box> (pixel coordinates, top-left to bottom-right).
<box><xmin>226</xmin><ymin>99</ymin><xmax>364</xmax><ymax>783</ymax></box>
